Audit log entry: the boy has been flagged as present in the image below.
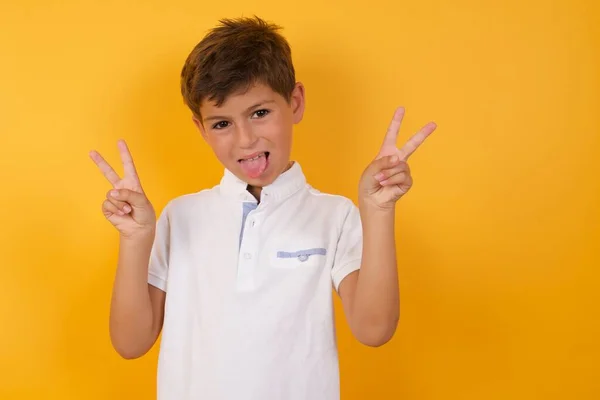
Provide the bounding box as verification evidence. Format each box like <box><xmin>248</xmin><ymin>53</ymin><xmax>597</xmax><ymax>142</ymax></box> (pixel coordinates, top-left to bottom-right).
<box><xmin>90</xmin><ymin>16</ymin><xmax>436</xmax><ymax>400</ymax></box>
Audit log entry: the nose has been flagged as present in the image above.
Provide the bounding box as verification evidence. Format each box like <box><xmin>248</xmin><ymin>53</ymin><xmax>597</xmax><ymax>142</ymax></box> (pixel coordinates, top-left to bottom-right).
<box><xmin>235</xmin><ymin>121</ymin><xmax>258</xmax><ymax>149</ymax></box>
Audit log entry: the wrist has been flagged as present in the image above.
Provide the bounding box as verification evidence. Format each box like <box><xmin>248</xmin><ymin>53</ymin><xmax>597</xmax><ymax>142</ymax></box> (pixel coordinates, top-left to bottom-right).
<box><xmin>120</xmin><ymin>228</ymin><xmax>155</xmax><ymax>245</ymax></box>
<box><xmin>358</xmin><ymin>199</ymin><xmax>396</xmax><ymax>217</ymax></box>
<box><xmin>359</xmin><ymin>205</ymin><xmax>396</xmax><ymax>234</ymax></box>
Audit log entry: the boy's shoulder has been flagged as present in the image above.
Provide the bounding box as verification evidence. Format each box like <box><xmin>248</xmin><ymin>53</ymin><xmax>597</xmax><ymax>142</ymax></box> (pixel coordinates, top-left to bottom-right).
<box><xmin>160</xmin><ymin>184</ymin><xmax>221</xmax><ymax>215</ymax></box>
<box><xmin>304</xmin><ymin>184</ymin><xmax>357</xmax><ymax>210</ymax></box>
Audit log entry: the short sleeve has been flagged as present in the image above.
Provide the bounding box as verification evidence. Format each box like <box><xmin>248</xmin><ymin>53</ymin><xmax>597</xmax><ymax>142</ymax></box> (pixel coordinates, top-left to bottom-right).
<box><xmin>148</xmin><ymin>203</ymin><xmax>171</xmax><ymax>292</ymax></box>
<box><xmin>331</xmin><ymin>201</ymin><xmax>363</xmax><ymax>292</ymax></box>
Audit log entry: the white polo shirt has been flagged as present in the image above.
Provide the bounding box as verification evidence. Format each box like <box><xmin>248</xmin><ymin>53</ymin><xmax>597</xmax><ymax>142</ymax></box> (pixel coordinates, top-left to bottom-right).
<box><xmin>147</xmin><ymin>161</ymin><xmax>362</xmax><ymax>400</ymax></box>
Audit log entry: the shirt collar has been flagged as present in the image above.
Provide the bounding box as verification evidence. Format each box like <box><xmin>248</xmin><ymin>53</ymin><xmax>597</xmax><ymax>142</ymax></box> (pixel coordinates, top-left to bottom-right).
<box><xmin>219</xmin><ymin>161</ymin><xmax>307</xmax><ymax>203</ymax></box>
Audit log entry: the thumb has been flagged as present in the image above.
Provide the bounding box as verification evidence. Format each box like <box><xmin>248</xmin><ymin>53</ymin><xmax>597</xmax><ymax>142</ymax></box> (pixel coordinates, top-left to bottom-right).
<box><xmin>109</xmin><ymin>188</ymin><xmax>149</xmax><ymax>207</ymax></box>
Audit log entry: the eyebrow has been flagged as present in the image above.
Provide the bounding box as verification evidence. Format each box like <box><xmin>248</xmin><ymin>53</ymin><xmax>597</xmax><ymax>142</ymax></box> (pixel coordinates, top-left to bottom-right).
<box><xmin>203</xmin><ymin>100</ymin><xmax>276</xmax><ymax>123</ymax></box>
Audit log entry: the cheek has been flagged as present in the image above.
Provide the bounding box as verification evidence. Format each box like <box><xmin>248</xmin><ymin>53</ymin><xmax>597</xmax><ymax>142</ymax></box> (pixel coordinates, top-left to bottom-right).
<box><xmin>268</xmin><ymin>127</ymin><xmax>293</xmax><ymax>152</ymax></box>
<box><xmin>208</xmin><ymin>136</ymin><xmax>235</xmax><ymax>161</ymax></box>
<box><xmin>268</xmin><ymin>115</ymin><xmax>293</xmax><ymax>145</ymax></box>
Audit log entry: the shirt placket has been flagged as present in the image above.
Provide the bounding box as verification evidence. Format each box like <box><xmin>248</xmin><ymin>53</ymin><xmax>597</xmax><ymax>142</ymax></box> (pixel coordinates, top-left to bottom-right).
<box><xmin>236</xmin><ymin>201</ymin><xmax>262</xmax><ymax>291</ymax></box>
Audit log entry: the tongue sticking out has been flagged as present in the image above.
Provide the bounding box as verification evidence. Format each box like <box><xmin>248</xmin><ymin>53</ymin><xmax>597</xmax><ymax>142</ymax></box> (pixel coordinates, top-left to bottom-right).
<box><xmin>240</xmin><ymin>153</ymin><xmax>268</xmax><ymax>179</ymax></box>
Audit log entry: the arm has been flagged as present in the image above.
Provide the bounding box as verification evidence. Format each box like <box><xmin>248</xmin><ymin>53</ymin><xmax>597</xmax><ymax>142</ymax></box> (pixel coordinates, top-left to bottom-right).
<box><xmin>109</xmin><ymin>232</ymin><xmax>166</xmax><ymax>359</ymax></box>
<box><xmin>339</xmin><ymin>207</ymin><xmax>399</xmax><ymax>347</ymax></box>
<box><xmin>339</xmin><ymin>107</ymin><xmax>437</xmax><ymax>347</ymax></box>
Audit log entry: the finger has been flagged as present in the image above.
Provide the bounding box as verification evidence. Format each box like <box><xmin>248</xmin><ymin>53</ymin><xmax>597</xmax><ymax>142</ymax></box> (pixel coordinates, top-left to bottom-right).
<box><xmin>370</xmin><ymin>154</ymin><xmax>402</xmax><ymax>176</ymax></box>
<box><xmin>380</xmin><ymin>171</ymin><xmax>409</xmax><ymax>186</ymax></box>
<box><xmin>398</xmin><ymin>121</ymin><xmax>437</xmax><ymax>161</ymax></box>
<box><xmin>110</xmin><ymin>188</ymin><xmax>148</xmax><ymax>208</ymax></box>
<box><xmin>106</xmin><ymin>191</ymin><xmax>132</xmax><ymax>214</ymax></box>
<box><xmin>117</xmin><ymin>140</ymin><xmax>141</xmax><ymax>184</ymax></box>
<box><xmin>380</xmin><ymin>107</ymin><xmax>405</xmax><ymax>151</ymax></box>
<box><xmin>374</xmin><ymin>161</ymin><xmax>409</xmax><ymax>182</ymax></box>
<box><xmin>103</xmin><ymin>199</ymin><xmax>124</xmax><ymax>217</ymax></box>
<box><xmin>89</xmin><ymin>150</ymin><xmax>121</xmax><ymax>186</ymax></box>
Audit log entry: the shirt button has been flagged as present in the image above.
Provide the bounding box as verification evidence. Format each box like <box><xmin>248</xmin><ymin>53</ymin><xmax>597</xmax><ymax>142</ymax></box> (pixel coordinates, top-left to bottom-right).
<box><xmin>244</xmin><ymin>253</ymin><xmax>252</xmax><ymax>259</ymax></box>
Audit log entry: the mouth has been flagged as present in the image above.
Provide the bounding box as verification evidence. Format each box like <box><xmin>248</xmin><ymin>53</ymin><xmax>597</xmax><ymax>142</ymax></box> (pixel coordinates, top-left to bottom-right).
<box><xmin>238</xmin><ymin>151</ymin><xmax>269</xmax><ymax>163</ymax></box>
<box><xmin>238</xmin><ymin>151</ymin><xmax>270</xmax><ymax>179</ymax></box>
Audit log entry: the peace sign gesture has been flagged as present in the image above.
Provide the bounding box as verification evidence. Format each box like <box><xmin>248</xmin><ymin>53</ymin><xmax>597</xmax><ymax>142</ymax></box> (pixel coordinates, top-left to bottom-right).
<box><xmin>89</xmin><ymin>140</ymin><xmax>156</xmax><ymax>238</ymax></box>
<box><xmin>359</xmin><ymin>107</ymin><xmax>437</xmax><ymax>210</ymax></box>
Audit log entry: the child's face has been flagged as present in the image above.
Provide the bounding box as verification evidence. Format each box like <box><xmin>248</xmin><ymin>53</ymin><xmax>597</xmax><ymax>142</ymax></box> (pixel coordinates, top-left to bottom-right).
<box><xmin>194</xmin><ymin>82</ymin><xmax>305</xmax><ymax>187</ymax></box>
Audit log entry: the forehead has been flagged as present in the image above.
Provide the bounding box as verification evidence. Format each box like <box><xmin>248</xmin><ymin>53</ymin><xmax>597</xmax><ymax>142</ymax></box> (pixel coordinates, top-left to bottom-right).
<box><xmin>201</xmin><ymin>82</ymin><xmax>283</xmax><ymax>114</ymax></box>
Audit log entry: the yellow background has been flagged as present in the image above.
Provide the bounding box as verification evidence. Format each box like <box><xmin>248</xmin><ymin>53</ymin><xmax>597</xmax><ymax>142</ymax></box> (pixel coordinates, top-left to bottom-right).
<box><xmin>1</xmin><ymin>0</ymin><xmax>599</xmax><ymax>398</ymax></box>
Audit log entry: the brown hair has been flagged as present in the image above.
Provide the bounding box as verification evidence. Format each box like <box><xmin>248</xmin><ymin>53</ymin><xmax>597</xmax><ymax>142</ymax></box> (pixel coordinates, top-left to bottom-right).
<box><xmin>180</xmin><ymin>16</ymin><xmax>296</xmax><ymax>119</ymax></box>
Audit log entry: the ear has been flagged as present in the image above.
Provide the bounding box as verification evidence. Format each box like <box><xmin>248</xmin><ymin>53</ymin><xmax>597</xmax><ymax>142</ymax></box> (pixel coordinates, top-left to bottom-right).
<box><xmin>290</xmin><ymin>82</ymin><xmax>306</xmax><ymax>124</ymax></box>
<box><xmin>192</xmin><ymin>115</ymin><xmax>208</xmax><ymax>141</ymax></box>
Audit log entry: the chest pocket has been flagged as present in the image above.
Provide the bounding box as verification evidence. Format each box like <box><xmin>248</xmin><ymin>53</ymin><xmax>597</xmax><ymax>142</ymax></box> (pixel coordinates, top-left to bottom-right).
<box><xmin>270</xmin><ymin>247</ymin><xmax>328</xmax><ymax>269</ymax></box>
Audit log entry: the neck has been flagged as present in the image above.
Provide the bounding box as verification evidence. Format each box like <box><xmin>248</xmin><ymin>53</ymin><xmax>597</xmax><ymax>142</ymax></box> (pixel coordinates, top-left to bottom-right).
<box><xmin>247</xmin><ymin>185</ymin><xmax>262</xmax><ymax>202</ymax></box>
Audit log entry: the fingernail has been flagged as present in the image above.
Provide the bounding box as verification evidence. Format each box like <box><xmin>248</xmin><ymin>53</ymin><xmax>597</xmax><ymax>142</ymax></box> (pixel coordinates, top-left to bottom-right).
<box><xmin>390</xmin><ymin>155</ymin><xmax>399</xmax><ymax>163</ymax></box>
<box><xmin>380</xmin><ymin>179</ymin><xmax>388</xmax><ymax>185</ymax></box>
<box><xmin>374</xmin><ymin>172</ymin><xmax>384</xmax><ymax>181</ymax></box>
<box><xmin>123</xmin><ymin>205</ymin><xmax>131</xmax><ymax>213</ymax></box>
<box><xmin>110</xmin><ymin>190</ymin><xmax>119</xmax><ymax>197</ymax></box>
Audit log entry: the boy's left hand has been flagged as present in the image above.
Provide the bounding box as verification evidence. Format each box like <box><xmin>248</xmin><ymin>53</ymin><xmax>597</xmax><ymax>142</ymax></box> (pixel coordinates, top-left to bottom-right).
<box><xmin>359</xmin><ymin>107</ymin><xmax>437</xmax><ymax>211</ymax></box>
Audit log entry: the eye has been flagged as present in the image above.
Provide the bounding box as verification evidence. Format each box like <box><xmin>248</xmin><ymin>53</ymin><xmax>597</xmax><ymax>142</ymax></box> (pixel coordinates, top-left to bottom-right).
<box><xmin>252</xmin><ymin>109</ymin><xmax>270</xmax><ymax>118</ymax></box>
<box><xmin>212</xmin><ymin>121</ymin><xmax>230</xmax><ymax>130</ymax></box>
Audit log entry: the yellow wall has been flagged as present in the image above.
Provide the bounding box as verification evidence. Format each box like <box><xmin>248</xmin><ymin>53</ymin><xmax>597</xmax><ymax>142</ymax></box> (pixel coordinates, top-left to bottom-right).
<box><xmin>1</xmin><ymin>0</ymin><xmax>598</xmax><ymax>398</ymax></box>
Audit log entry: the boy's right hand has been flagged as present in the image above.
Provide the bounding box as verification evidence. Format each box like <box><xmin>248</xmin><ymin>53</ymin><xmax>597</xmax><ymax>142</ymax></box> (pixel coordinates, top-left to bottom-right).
<box><xmin>89</xmin><ymin>140</ymin><xmax>156</xmax><ymax>239</ymax></box>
